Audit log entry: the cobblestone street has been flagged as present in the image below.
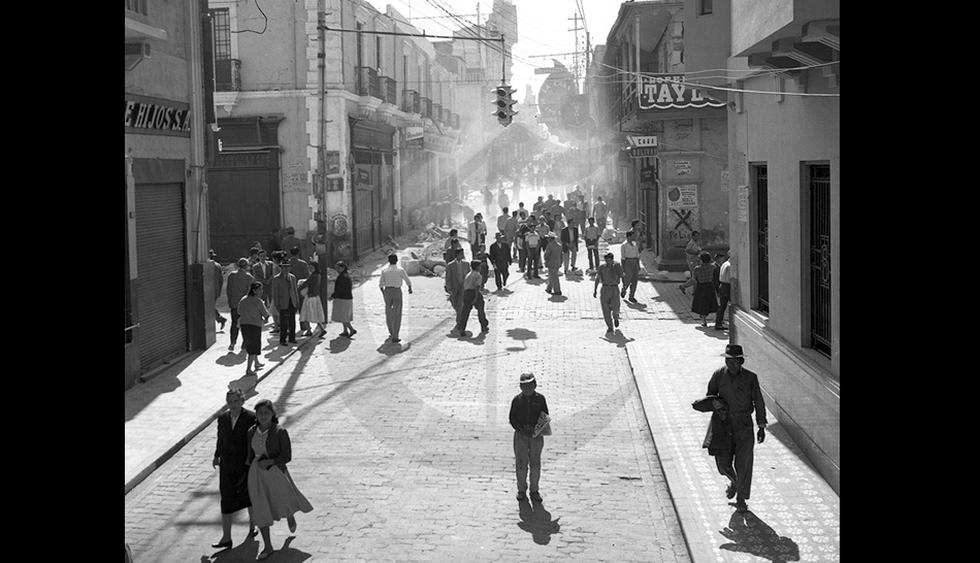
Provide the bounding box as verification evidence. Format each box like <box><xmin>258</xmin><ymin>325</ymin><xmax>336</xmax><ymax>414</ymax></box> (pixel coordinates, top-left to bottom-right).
<box><xmin>125</xmin><ymin>263</ymin><xmax>693</xmax><ymax>562</ymax></box>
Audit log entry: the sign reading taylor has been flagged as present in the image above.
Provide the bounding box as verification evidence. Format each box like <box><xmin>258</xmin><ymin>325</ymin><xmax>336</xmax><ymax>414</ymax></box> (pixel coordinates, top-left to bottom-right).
<box><xmin>125</xmin><ymin>95</ymin><xmax>192</xmax><ymax>135</ymax></box>
<box><xmin>638</xmin><ymin>75</ymin><xmax>726</xmax><ymax>111</ymax></box>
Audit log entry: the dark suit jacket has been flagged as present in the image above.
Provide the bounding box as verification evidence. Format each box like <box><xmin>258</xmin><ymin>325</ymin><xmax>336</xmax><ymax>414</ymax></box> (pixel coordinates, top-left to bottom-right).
<box><xmin>246</xmin><ymin>424</ymin><xmax>293</xmax><ymax>471</ymax></box>
<box><xmin>488</xmin><ymin>241</ymin><xmax>511</xmax><ymax>267</ymax></box>
<box><xmin>214</xmin><ymin>409</ymin><xmax>256</xmax><ymax>464</ymax></box>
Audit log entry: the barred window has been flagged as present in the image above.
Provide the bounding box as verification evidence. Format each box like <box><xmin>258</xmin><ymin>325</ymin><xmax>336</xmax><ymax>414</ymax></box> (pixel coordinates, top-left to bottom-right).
<box><xmin>126</xmin><ymin>0</ymin><xmax>148</xmax><ymax>16</ymax></box>
<box><xmin>211</xmin><ymin>8</ymin><xmax>232</xmax><ymax>61</ymax></box>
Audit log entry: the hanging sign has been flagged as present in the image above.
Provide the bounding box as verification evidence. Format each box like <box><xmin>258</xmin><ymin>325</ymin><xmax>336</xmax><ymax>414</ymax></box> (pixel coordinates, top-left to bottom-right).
<box><xmin>125</xmin><ymin>94</ymin><xmax>192</xmax><ymax>136</ymax></box>
<box><xmin>638</xmin><ymin>75</ymin><xmax>726</xmax><ymax>110</ymax></box>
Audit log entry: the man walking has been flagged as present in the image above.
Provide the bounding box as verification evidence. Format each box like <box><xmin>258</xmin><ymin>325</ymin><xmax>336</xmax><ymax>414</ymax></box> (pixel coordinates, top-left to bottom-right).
<box><xmin>593</xmin><ymin>196</ymin><xmax>608</xmax><ymax>231</ymax></box>
<box><xmin>524</xmin><ymin>226</ymin><xmax>542</xmax><ymax>279</ymax></box>
<box><xmin>715</xmin><ymin>253</ymin><xmax>732</xmax><ymax>330</ymax></box>
<box><xmin>270</xmin><ymin>259</ymin><xmax>300</xmax><ymax>346</ymax></box>
<box><xmin>509</xmin><ymin>372</ymin><xmax>550</xmax><ymax>503</ymax></box>
<box><xmin>288</xmin><ymin>246</ymin><xmax>312</xmax><ymax>336</ymax></box>
<box><xmin>209</xmin><ymin>250</ymin><xmax>227</xmax><ymax>331</ymax></box>
<box><xmin>706</xmin><ymin>344</ymin><xmax>767</xmax><ymax>513</ymax></box>
<box><xmin>560</xmin><ymin>218</ymin><xmax>580</xmax><ymax>274</ymax></box>
<box><xmin>532</xmin><ymin>196</ymin><xmax>545</xmax><ymax>216</ymax></box>
<box><xmin>497</xmin><ymin>207</ymin><xmax>510</xmax><ymax>241</ymax></box>
<box><xmin>450</xmin><ymin>260</ymin><xmax>489</xmax><ymax>337</ymax></box>
<box><xmin>516</xmin><ymin>202</ymin><xmax>529</xmax><ymax>222</ymax></box>
<box><xmin>543</xmin><ymin>234</ymin><xmax>562</xmax><ymax>296</ymax></box>
<box><xmin>593</xmin><ymin>252</ymin><xmax>624</xmax><ymax>335</ymax></box>
<box><xmin>225</xmin><ymin>258</ymin><xmax>255</xmax><ymax>351</ymax></box>
<box><xmin>515</xmin><ymin>223</ymin><xmax>529</xmax><ymax>273</ymax></box>
<box><xmin>469</xmin><ymin>213</ymin><xmax>488</xmax><ymax>259</ymax></box>
<box><xmin>445</xmin><ymin>247</ymin><xmax>468</xmax><ymax>314</ymax></box>
<box><xmin>620</xmin><ymin>231</ymin><xmax>641</xmax><ymax>303</ymax></box>
<box><xmin>583</xmin><ymin>217</ymin><xmax>601</xmax><ymax>273</ymax></box>
<box><xmin>379</xmin><ymin>254</ymin><xmax>413</xmax><ymax>343</ymax></box>
<box><xmin>488</xmin><ymin>233</ymin><xmax>512</xmax><ymax>291</ymax></box>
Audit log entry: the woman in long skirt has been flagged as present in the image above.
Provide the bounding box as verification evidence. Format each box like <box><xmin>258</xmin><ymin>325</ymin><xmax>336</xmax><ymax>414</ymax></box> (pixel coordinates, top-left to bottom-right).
<box><xmin>330</xmin><ymin>260</ymin><xmax>356</xmax><ymax>338</ymax></box>
<box><xmin>298</xmin><ymin>262</ymin><xmax>326</xmax><ymax>338</ymax></box>
<box><xmin>247</xmin><ymin>399</ymin><xmax>313</xmax><ymax>560</ymax></box>
<box><xmin>211</xmin><ymin>388</ymin><xmax>257</xmax><ymax>550</ymax></box>
<box><xmin>680</xmin><ymin>251</ymin><xmax>718</xmax><ymax>327</ymax></box>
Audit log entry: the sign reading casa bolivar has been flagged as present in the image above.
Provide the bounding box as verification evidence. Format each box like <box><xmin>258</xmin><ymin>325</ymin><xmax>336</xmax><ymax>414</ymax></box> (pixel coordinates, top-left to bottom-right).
<box><xmin>638</xmin><ymin>75</ymin><xmax>726</xmax><ymax>110</ymax></box>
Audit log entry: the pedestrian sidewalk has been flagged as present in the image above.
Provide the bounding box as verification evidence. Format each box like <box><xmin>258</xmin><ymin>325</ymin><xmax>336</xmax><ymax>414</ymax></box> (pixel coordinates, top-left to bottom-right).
<box><xmin>625</xmin><ymin>281</ymin><xmax>840</xmax><ymax>562</ymax></box>
<box><xmin>125</xmin><ymin>235</ymin><xmax>416</xmax><ymax>495</ymax></box>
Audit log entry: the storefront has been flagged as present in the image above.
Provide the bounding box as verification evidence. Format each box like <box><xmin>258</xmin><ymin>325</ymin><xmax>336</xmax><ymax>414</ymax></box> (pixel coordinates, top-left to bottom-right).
<box><xmin>350</xmin><ymin>119</ymin><xmax>395</xmax><ymax>259</ymax></box>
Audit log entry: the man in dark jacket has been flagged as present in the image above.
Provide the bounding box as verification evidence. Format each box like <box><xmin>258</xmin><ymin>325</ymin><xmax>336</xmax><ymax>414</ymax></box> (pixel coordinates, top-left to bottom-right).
<box><xmin>225</xmin><ymin>258</ymin><xmax>255</xmax><ymax>351</ymax></box>
<box><xmin>488</xmin><ymin>233</ymin><xmax>512</xmax><ymax>291</ymax></box>
<box><xmin>288</xmin><ymin>247</ymin><xmax>312</xmax><ymax>335</ymax></box>
<box><xmin>560</xmin><ymin>218</ymin><xmax>580</xmax><ymax>274</ymax></box>
<box><xmin>509</xmin><ymin>372</ymin><xmax>550</xmax><ymax>503</ymax></box>
<box><xmin>706</xmin><ymin>344</ymin><xmax>768</xmax><ymax>513</ymax></box>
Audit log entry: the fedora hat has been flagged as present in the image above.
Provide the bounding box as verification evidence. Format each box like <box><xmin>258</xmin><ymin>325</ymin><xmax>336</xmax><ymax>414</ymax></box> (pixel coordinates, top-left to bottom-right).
<box><xmin>519</xmin><ymin>372</ymin><xmax>536</xmax><ymax>385</ymax></box>
<box><xmin>723</xmin><ymin>344</ymin><xmax>746</xmax><ymax>358</ymax></box>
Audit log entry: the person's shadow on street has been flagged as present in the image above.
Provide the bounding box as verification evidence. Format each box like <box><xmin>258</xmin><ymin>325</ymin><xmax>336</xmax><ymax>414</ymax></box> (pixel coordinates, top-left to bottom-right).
<box><xmin>517</xmin><ymin>498</ymin><xmax>561</xmax><ymax>545</ymax></box>
<box><xmin>719</xmin><ymin>510</ymin><xmax>800</xmax><ymax>562</ymax></box>
<box><xmin>376</xmin><ymin>342</ymin><xmax>411</xmax><ymax>355</ymax></box>
<box><xmin>548</xmin><ymin>294</ymin><xmax>569</xmax><ymax>302</ymax></box>
<box><xmin>695</xmin><ymin>325</ymin><xmax>729</xmax><ymax>340</ymax></box>
<box><xmin>328</xmin><ymin>336</ymin><xmax>352</xmax><ymax>354</ymax></box>
<box><xmin>215</xmin><ymin>351</ymin><xmax>246</xmax><ymax>367</ymax></box>
<box><xmin>601</xmin><ymin>330</ymin><xmax>635</xmax><ymax>348</ymax></box>
<box><xmin>206</xmin><ymin>534</ymin><xmax>258</xmax><ymax>562</ymax></box>
<box><xmin>624</xmin><ymin>300</ymin><xmax>648</xmax><ymax>310</ymax></box>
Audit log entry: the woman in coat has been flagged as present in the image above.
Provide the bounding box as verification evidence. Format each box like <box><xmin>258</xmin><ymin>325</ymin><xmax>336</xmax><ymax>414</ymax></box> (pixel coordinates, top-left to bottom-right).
<box><xmin>680</xmin><ymin>251</ymin><xmax>719</xmax><ymax>327</ymax></box>
<box><xmin>298</xmin><ymin>261</ymin><xmax>326</xmax><ymax>338</ymax></box>
<box><xmin>211</xmin><ymin>388</ymin><xmax>258</xmax><ymax>549</ymax></box>
<box><xmin>247</xmin><ymin>399</ymin><xmax>314</xmax><ymax>560</ymax></box>
<box><xmin>330</xmin><ymin>260</ymin><xmax>356</xmax><ymax>338</ymax></box>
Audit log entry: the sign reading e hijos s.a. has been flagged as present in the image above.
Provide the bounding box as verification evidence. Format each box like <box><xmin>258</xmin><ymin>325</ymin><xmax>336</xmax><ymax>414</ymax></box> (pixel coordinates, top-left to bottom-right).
<box><xmin>638</xmin><ymin>75</ymin><xmax>726</xmax><ymax>110</ymax></box>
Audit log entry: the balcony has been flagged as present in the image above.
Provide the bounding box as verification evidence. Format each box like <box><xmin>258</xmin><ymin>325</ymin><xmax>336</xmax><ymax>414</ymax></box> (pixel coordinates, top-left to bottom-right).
<box><xmin>378</xmin><ymin>76</ymin><xmax>398</xmax><ymax>105</ymax></box>
<box><xmin>420</xmin><ymin>97</ymin><xmax>433</xmax><ymax>120</ymax></box>
<box><xmin>356</xmin><ymin>66</ymin><xmax>381</xmax><ymax>99</ymax></box>
<box><xmin>402</xmin><ymin>89</ymin><xmax>420</xmax><ymax>114</ymax></box>
<box><xmin>432</xmin><ymin>102</ymin><xmax>443</xmax><ymax>124</ymax></box>
<box><xmin>215</xmin><ymin>58</ymin><xmax>241</xmax><ymax>92</ymax></box>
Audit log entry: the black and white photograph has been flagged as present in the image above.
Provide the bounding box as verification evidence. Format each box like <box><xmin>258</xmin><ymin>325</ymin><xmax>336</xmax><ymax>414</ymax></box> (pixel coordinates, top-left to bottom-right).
<box><xmin>124</xmin><ymin>0</ymin><xmax>840</xmax><ymax>560</ymax></box>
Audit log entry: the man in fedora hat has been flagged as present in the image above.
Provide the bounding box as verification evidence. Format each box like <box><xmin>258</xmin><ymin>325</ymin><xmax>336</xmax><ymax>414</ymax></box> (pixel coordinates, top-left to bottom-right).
<box><xmin>509</xmin><ymin>373</ymin><xmax>550</xmax><ymax>503</ymax></box>
<box><xmin>270</xmin><ymin>258</ymin><xmax>300</xmax><ymax>346</ymax></box>
<box><xmin>543</xmin><ymin>233</ymin><xmax>563</xmax><ymax>296</ymax></box>
<box><xmin>706</xmin><ymin>344</ymin><xmax>768</xmax><ymax>512</ymax></box>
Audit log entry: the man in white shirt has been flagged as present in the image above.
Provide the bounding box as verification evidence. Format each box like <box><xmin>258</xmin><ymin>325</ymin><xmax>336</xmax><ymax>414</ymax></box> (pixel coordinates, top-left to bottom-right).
<box><xmin>593</xmin><ymin>197</ymin><xmax>609</xmax><ymax>231</ymax></box>
<box><xmin>715</xmin><ymin>253</ymin><xmax>733</xmax><ymax>330</ymax></box>
<box><xmin>497</xmin><ymin>208</ymin><xmax>510</xmax><ymax>241</ymax></box>
<box><xmin>378</xmin><ymin>254</ymin><xmax>413</xmax><ymax>343</ymax></box>
<box><xmin>620</xmin><ymin>230</ymin><xmax>641</xmax><ymax>303</ymax></box>
<box><xmin>450</xmin><ymin>260</ymin><xmax>489</xmax><ymax>337</ymax></box>
<box><xmin>583</xmin><ymin>217</ymin><xmax>601</xmax><ymax>273</ymax></box>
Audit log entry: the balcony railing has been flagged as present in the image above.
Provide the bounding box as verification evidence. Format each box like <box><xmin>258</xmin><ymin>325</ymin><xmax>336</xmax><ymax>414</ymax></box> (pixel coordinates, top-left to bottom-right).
<box><xmin>378</xmin><ymin>76</ymin><xmax>398</xmax><ymax>105</ymax></box>
<box><xmin>620</xmin><ymin>75</ymin><xmax>637</xmax><ymax>122</ymax></box>
<box><xmin>420</xmin><ymin>97</ymin><xmax>433</xmax><ymax>119</ymax></box>
<box><xmin>356</xmin><ymin>66</ymin><xmax>380</xmax><ymax>99</ymax></box>
<box><xmin>402</xmin><ymin>89</ymin><xmax>420</xmax><ymax>114</ymax></box>
<box><xmin>215</xmin><ymin>58</ymin><xmax>241</xmax><ymax>92</ymax></box>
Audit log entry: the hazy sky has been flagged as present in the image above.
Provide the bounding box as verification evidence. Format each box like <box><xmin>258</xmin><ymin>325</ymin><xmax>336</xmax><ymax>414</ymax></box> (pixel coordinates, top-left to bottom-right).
<box><xmin>363</xmin><ymin>0</ymin><xmax>624</xmax><ymax>102</ymax></box>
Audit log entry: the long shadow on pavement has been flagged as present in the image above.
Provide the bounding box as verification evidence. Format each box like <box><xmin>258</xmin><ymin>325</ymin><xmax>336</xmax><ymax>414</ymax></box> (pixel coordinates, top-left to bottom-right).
<box><xmin>517</xmin><ymin>499</ymin><xmax>561</xmax><ymax>546</ymax></box>
<box><xmin>124</xmin><ymin>351</ymin><xmax>204</xmax><ymax>422</ymax></box>
<box><xmin>214</xmin><ymin>351</ymin><xmax>246</xmax><ymax>367</ymax></box>
<box><xmin>694</xmin><ymin>325</ymin><xmax>730</xmax><ymax>341</ymax></box>
<box><xmin>719</xmin><ymin>510</ymin><xmax>800</xmax><ymax>562</ymax></box>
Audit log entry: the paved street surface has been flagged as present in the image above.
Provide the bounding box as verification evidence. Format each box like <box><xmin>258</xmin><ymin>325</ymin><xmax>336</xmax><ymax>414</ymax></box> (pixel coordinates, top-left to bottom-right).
<box><xmin>125</xmin><ymin>218</ymin><xmax>838</xmax><ymax>562</ymax></box>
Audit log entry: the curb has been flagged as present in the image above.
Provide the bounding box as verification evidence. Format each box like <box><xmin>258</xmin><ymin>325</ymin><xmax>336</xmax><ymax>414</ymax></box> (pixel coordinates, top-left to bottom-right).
<box><xmin>124</xmin><ymin>334</ymin><xmax>320</xmax><ymax>496</ymax></box>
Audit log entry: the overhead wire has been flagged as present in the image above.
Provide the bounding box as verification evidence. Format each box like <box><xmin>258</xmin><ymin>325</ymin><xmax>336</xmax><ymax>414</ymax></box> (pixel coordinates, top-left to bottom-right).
<box><xmin>231</xmin><ymin>0</ymin><xmax>268</xmax><ymax>34</ymax></box>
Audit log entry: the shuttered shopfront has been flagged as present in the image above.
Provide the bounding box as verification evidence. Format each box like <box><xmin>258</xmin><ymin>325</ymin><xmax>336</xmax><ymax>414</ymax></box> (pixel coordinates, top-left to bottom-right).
<box><xmin>135</xmin><ymin>180</ymin><xmax>188</xmax><ymax>371</ymax></box>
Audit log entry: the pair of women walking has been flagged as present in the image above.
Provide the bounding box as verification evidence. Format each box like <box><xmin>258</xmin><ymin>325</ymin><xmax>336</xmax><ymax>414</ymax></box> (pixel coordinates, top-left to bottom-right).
<box><xmin>212</xmin><ymin>390</ymin><xmax>313</xmax><ymax>560</ymax></box>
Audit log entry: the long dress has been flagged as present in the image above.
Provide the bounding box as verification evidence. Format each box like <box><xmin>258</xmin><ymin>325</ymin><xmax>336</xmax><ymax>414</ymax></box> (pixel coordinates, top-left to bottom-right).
<box><xmin>299</xmin><ymin>274</ymin><xmax>326</xmax><ymax>323</ymax></box>
<box><xmin>247</xmin><ymin>427</ymin><xmax>313</xmax><ymax>528</ymax></box>
<box><xmin>331</xmin><ymin>272</ymin><xmax>354</xmax><ymax>323</ymax></box>
<box><xmin>690</xmin><ymin>264</ymin><xmax>719</xmax><ymax>316</ymax></box>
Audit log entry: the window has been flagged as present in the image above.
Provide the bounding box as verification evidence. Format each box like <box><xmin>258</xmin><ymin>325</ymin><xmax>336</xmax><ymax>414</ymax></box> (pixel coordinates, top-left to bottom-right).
<box><xmin>700</xmin><ymin>0</ymin><xmax>713</xmax><ymax>16</ymax></box>
<box><xmin>807</xmin><ymin>164</ymin><xmax>831</xmax><ymax>357</ymax></box>
<box><xmin>376</xmin><ymin>36</ymin><xmax>382</xmax><ymax>72</ymax></box>
<box><xmin>752</xmin><ymin>164</ymin><xmax>769</xmax><ymax>314</ymax></box>
<box><xmin>210</xmin><ymin>8</ymin><xmax>231</xmax><ymax>61</ymax></box>
<box><xmin>126</xmin><ymin>0</ymin><xmax>148</xmax><ymax>16</ymax></box>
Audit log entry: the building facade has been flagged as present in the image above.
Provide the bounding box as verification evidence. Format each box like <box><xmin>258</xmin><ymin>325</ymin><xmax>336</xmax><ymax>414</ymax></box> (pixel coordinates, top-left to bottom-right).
<box><xmin>684</xmin><ymin>0</ymin><xmax>840</xmax><ymax>493</ymax></box>
<box><xmin>125</xmin><ymin>0</ymin><xmax>214</xmax><ymax>388</ymax></box>
<box><xmin>594</xmin><ymin>1</ymin><xmax>730</xmax><ymax>265</ymax></box>
<box><xmin>207</xmin><ymin>0</ymin><xmax>466</xmax><ymax>263</ymax></box>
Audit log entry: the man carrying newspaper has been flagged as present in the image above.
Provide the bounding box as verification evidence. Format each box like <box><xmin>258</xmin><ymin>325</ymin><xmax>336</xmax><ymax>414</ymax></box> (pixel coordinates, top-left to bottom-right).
<box><xmin>509</xmin><ymin>372</ymin><xmax>551</xmax><ymax>504</ymax></box>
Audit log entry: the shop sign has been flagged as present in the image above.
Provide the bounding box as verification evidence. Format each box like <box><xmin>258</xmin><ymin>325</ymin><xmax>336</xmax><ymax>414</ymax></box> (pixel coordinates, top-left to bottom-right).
<box><xmin>627</xmin><ymin>135</ymin><xmax>658</xmax><ymax>147</ymax></box>
<box><xmin>125</xmin><ymin>95</ymin><xmax>192</xmax><ymax>136</ymax></box>
<box><xmin>673</xmin><ymin>160</ymin><xmax>692</xmax><ymax>176</ymax></box>
<box><xmin>405</xmin><ymin>126</ymin><xmax>424</xmax><ymax>141</ymax></box>
<box><xmin>667</xmin><ymin>184</ymin><xmax>698</xmax><ymax>208</ymax></box>
<box><xmin>638</xmin><ymin>75</ymin><xmax>726</xmax><ymax>110</ymax></box>
<box><xmin>630</xmin><ymin>146</ymin><xmax>657</xmax><ymax>158</ymax></box>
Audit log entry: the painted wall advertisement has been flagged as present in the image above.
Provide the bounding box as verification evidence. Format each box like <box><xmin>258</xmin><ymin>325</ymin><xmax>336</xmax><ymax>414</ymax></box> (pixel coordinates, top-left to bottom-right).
<box><xmin>638</xmin><ymin>75</ymin><xmax>727</xmax><ymax>110</ymax></box>
<box><xmin>736</xmin><ymin>185</ymin><xmax>749</xmax><ymax>222</ymax></box>
<box><xmin>666</xmin><ymin>184</ymin><xmax>700</xmax><ymax>244</ymax></box>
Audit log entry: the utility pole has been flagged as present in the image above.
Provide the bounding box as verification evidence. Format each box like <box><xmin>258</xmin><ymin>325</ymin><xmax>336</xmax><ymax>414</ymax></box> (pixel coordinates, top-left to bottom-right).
<box><xmin>317</xmin><ymin>1</ymin><xmax>326</xmax><ymax>226</ymax></box>
<box><xmin>568</xmin><ymin>12</ymin><xmax>584</xmax><ymax>91</ymax></box>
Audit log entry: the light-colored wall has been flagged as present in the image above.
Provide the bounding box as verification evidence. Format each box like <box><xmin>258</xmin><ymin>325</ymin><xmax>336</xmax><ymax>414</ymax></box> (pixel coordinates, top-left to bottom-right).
<box><xmin>683</xmin><ymin>0</ymin><xmax>730</xmax><ymax>94</ymax></box>
<box><xmin>731</xmin><ymin>0</ymin><xmax>794</xmax><ymax>56</ymax></box>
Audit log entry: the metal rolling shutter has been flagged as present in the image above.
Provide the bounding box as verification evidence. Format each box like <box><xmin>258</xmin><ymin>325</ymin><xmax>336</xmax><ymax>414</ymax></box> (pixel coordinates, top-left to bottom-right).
<box><xmin>135</xmin><ymin>182</ymin><xmax>187</xmax><ymax>371</ymax></box>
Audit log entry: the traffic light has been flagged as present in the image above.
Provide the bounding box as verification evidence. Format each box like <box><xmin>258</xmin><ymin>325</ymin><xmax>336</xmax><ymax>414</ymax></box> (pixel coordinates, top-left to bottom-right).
<box><xmin>492</xmin><ymin>84</ymin><xmax>518</xmax><ymax>127</ymax></box>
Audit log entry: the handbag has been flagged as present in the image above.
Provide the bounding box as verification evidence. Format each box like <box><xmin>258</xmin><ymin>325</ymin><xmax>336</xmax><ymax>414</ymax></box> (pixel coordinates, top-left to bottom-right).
<box><xmin>533</xmin><ymin>411</ymin><xmax>552</xmax><ymax>438</ymax></box>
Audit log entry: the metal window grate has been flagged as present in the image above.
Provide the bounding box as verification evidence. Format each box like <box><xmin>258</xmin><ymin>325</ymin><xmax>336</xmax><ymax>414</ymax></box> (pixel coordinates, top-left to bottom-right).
<box><xmin>809</xmin><ymin>165</ymin><xmax>831</xmax><ymax>357</ymax></box>
<box><xmin>754</xmin><ymin>165</ymin><xmax>769</xmax><ymax>313</ymax></box>
<box><xmin>211</xmin><ymin>8</ymin><xmax>232</xmax><ymax>61</ymax></box>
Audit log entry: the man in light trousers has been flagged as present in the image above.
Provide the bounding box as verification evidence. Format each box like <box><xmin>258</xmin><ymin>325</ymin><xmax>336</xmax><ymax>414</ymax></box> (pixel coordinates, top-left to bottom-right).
<box><xmin>379</xmin><ymin>254</ymin><xmax>413</xmax><ymax>343</ymax></box>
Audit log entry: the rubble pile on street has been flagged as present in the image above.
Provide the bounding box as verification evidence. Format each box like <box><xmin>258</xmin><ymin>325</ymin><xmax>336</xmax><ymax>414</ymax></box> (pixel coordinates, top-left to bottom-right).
<box><xmin>402</xmin><ymin>221</ymin><xmax>467</xmax><ymax>277</ymax></box>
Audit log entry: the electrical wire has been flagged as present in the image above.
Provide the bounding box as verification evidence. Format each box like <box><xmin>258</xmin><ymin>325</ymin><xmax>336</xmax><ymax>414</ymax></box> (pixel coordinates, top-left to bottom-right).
<box><xmin>595</xmin><ymin>61</ymin><xmax>839</xmax><ymax>97</ymax></box>
<box><xmin>231</xmin><ymin>0</ymin><xmax>268</xmax><ymax>35</ymax></box>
